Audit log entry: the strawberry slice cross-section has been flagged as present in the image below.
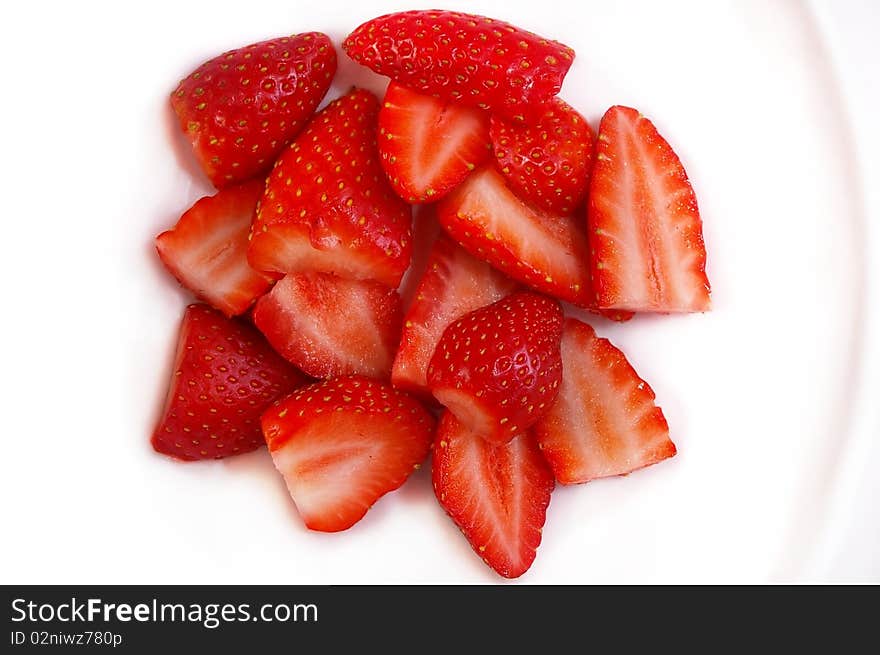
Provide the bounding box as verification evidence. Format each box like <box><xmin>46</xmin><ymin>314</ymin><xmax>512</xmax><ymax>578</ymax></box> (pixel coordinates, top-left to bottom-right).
<box><xmin>432</xmin><ymin>412</ymin><xmax>554</xmax><ymax>579</ymax></box>
<box><xmin>588</xmin><ymin>105</ymin><xmax>711</xmax><ymax>313</ymax></box>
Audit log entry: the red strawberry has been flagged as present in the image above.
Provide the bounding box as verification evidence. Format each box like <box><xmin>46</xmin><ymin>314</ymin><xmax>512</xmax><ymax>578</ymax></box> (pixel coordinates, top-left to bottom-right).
<box><xmin>343</xmin><ymin>10</ymin><xmax>574</xmax><ymax>123</ymax></box>
<box><xmin>171</xmin><ymin>33</ymin><xmax>336</xmax><ymax>189</ymax></box>
<box><xmin>253</xmin><ymin>272</ymin><xmax>402</xmax><ymax>380</ymax></box>
<box><xmin>155</xmin><ymin>180</ymin><xmax>273</xmax><ymax>317</ymax></box>
<box><xmin>378</xmin><ymin>82</ymin><xmax>491</xmax><ymax>203</ymax></box>
<box><xmin>263</xmin><ymin>376</ymin><xmax>435</xmax><ymax>532</ymax></box>
<box><xmin>152</xmin><ymin>303</ymin><xmax>306</xmax><ymax>461</ymax></box>
<box><xmin>248</xmin><ymin>88</ymin><xmax>413</xmax><ymax>288</ymax></box>
<box><xmin>533</xmin><ymin>319</ymin><xmax>676</xmax><ymax>483</ymax></box>
<box><xmin>588</xmin><ymin>105</ymin><xmax>711</xmax><ymax>312</ymax></box>
<box><xmin>432</xmin><ymin>412</ymin><xmax>554</xmax><ymax>578</ymax></box>
<box><xmin>392</xmin><ymin>233</ymin><xmax>519</xmax><ymax>396</ymax></box>
<box><xmin>435</xmin><ymin>166</ymin><xmax>592</xmax><ymax>307</ymax></box>
<box><xmin>490</xmin><ymin>97</ymin><xmax>594</xmax><ymax>214</ymax></box>
<box><xmin>427</xmin><ymin>292</ymin><xmax>563</xmax><ymax>444</ymax></box>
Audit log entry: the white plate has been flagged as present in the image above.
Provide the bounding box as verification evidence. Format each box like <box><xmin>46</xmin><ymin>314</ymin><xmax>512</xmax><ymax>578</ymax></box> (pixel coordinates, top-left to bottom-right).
<box><xmin>1</xmin><ymin>0</ymin><xmax>876</xmax><ymax>583</ymax></box>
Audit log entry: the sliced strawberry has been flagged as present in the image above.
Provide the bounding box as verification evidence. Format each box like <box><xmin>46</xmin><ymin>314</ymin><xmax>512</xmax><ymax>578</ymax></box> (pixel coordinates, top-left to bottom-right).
<box><xmin>427</xmin><ymin>292</ymin><xmax>563</xmax><ymax>444</ymax></box>
<box><xmin>263</xmin><ymin>376</ymin><xmax>435</xmax><ymax>532</ymax></box>
<box><xmin>253</xmin><ymin>272</ymin><xmax>402</xmax><ymax>380</ymax></box>
<box><xmin>155</xmin><ymin>180</ymin><xmax>273</xmax><ymax>317</ymax></box>
<box><xmin>533</xmin><ymin>319</ymin><xmax>676</xmax><ymax>483</ymax></box>
<box><xmin>435</xmin><ymin>165</ymin><xmax>590</xmax><ymax>306</ymax></box>
<box><xmin>432</xmin><ymin>412</ymin><xmax>554</xmax><ymax>578</ymax></box>
<box><xmin>343</xmin><ymin>10</ymin><xmax>574</xmax><ymax>123</ymax></box>
<box><xmin>392</xmin><ymin>233</ymin><xmax>519</xmax><ymax>397</ymax></box>
<box><xmin>248</xmin><ymin>88</ymin><xmax>413</xmax><ymax>288</ymax></box>
<box><xmin>378</xmin><ymin>82</ymin><xmax>491</xmax><ymax>203</ymax></box>
<box><xmin>490</xmin><ymin>97</ymin><xmax>594</xmax><ymax>214</ymax></box>
<box><xmin>152</xmin><ymin>303</ymin><xmax>306</xmax><ymax>461</ymax></box>
<box><xmin>171</xmin><ymin>33</ymin><xmax>336</xmax><ymax>188</ymax></box>
<box><xmin>588</xmin><ymin>105</ymin><xmax>711</xmax><ymax>312</ymax></box>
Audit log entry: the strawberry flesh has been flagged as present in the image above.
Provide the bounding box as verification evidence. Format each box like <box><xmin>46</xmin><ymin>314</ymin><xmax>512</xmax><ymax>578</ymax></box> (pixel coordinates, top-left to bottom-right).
<box><xmin>588</xmin><ymin>105</ymin><xmax>710</xmax><ymax>312</ymax></box>
<box><xmin>432</xmin><ymin>412</ymin><xmax>554</xmax><ymax>578</ymax></box>
<box><xmin>253</xmin><ymin>272</ymin><xmax>403</xmax><ymax>380</ymax></box>
<box><xmin>427</xmin><ymin>291</ymin><xmax>563</xmax><ymax>443</ymax></box>
<box><xmin>379</xmin><ymin>82</ymin><xmax>491</xmax><ymax>203</ymax></box>
<box><xmin>263</xmin><ymin>376</ymin><xmax>435</xmax><ymax>532</ymax></box>
<box><xmin>171</xmin><ymin>33</ymin><xmax>336</xmax><ymax>188</ymax></box>
<box><xmin>533</xmin><ymin>319</ymin><xmax>676</xmax><ymax>483</ymax></box>
<box><xmin>152</xmin><ymin>303</ymin><xmax>306</xmax><ymax>461</ymax></box>
<box><xmin>343</xmin><ymin>10</ymin><xmax>574</xmax><ymax>123</ymax></box>
<box><xmin>156</xmin><ymin>180</ymin><xmax>273</xmax><ymax>317</ymax></box>
<box><xmin>248</xmin><ymin>88</ymin><xmax>413</xmax><ymax>288</ymax></box>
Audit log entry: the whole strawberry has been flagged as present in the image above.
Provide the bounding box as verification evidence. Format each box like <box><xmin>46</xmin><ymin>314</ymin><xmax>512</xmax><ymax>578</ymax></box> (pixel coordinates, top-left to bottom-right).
<box><xmin>171</xmin><ymin>33</ymin><xmax>336</xmax><ymax>188</ymax></box>
<box><xmin>427</xmin><ymin>291</ymin><xmax>563</xmax><ymax>443</ymax></box>
<box><xmin>152</xmin><ymin>304</ymin><xmax>306</xmax><ymax>461</ymax></box>
<box><xmin>343</xmin><ymin>10</ymin><xmax>574</xmax><ymax>123</ymax></box>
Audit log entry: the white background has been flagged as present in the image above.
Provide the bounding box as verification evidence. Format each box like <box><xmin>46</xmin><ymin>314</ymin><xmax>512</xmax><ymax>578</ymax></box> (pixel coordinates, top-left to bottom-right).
<box><xmin>0</xmin><ymin>0</ymin><xmax>876</xmax><ymax>583</ymax></box>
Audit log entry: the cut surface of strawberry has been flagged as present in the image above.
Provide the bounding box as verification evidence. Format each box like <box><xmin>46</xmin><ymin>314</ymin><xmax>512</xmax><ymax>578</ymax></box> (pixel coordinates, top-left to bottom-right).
<box><xmin>432</xmin><ymin>412</ymin><xmax>554</xmax><ymax>578</ymax></box>
<box><xmin>152</xmin><ymin>303</ymin><xmax>306</xmax><ymax>461</ymax></box>
<box><xmin>156</xmin><ymin>180</ymin><xmax>273</xmax><ymax>317</ymax></box>
<box><xmin>253</xmin><ymin>272</ymin><xmax>402</xmax><ymax>380</ymax></box>
<box><xmin>490</xmin><ymin>97</ymin><xmax>594</xmax><ymax>214</ymax></box>
<box><xmin>263</xmin><ymin>376</ymin><xmax>435</xmax><ymax>532</ymax></box>
<box><xmin>379</xmin><ymin>82</ymin><xmax>491</xmax><ymax>204</ymax></box>
<box><xmin>171</xmin><ymin>33</ymin><xmax>336</xmax><ymax>188</ymax></box>
<box><xmin>436</xmin><ymin>165</ymin><xmax>596</xmax><ymax>308</ymax></box>
<box><xmin>391</xmin><ymin>233</ymin><xmax>518</xmax><ymax>396</ymax></box>
<box><xmin>588</xmin><ymin>105</ymin><xmax>710</xmax><ymax>313</ymax></box>
<box><xmin>248</xmin><ymin>88</ymin><xmax>412</xmax><ymax>288</ymax></box>
<box><xmin>427</xmin><ymin>292</ymin><xmax>563</xmax><ymax>443</ymax></box>
<box><xmin>343</xmin><ymin>10</ymin><xmax>574</xmax><ymax>123</ymax></box>
<box><xmin>533</xmin><ymin>318</ymin><xmax>676</xmax><ymax>483</ymax></box>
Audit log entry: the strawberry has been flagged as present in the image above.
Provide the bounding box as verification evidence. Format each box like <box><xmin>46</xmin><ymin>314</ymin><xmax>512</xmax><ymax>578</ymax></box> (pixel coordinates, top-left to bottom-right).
<box><xmin>588</xmin><ymin>105</ymin><xmax>711</xmax><ymax>312</ymax></box>
<box><xmin>262</xmin><ymin>376</ymin><xmax>435</xmax><ymax>532</ymax></box>
<box><xmin>152</xmin><ymin>304</ymin><xmax>306</xmax><ymax>461</ymax></box>
<box><xmin>533</xmin><ymin>319</ymin><xmax>676</xmax><ymax>483</ymax></box>
<box><xmin>378</xmin><ymin>82</ymin><xmax>491</xmax><ymax>203</ymax></box>
<box><xmin>171</xmin><ymin>33</ymin><xmax>336</xmax><ymax>189</ymax></box>
<box><xmin>432</xmin><ymin>412</ymin><xmax>554</xmax><ymax>578</ymax></box>
<box><xmin>435</xmin><ymin>166</ymin><xmax>592</xmax><ymax>308</ymax></box>
<box><xmin>155</xmin><ymin>180</ymin><xmax>273</xmax><ymax>317</ymax></box>
<box><xmin>343</xmin><ymin>10</ymin><xmax>574</xmax><ymax>123</ymax></box>
<box><xmin>392</xmin><ymin>234</ymin><xmax>519</xmax><ymax>397</ymax></box>
<box><xmin>427</xmin><ymin>291</ymin><xmax>563</xmax><ymax>444</ymax></box>
<box><xmin>253</xmin><ymin>272</ymin><xmax>402</xmax><ymax>380</ymax></box>
<box><xmin>248</xmin><ymin>88</ymin><xmax>413</xmax><ymax>288</ymax></box>
<box><xmin>490</xmin><ymin>97</ymin><xmax>594</xmax><ymax>214</ymax></box>
<box><xmin>392</xmin><ymin>235</ymin><xmax>516</xmax><ymax>397</ymax></box>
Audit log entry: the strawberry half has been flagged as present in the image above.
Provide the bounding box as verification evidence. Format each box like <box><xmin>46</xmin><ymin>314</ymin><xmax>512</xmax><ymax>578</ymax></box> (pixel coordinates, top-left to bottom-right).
<box><xmin>263</xmin><ymin>376</ymin><xmax>435</xmax><ymax>532</ymax></box>
<box><xmin>490</xmin><ymin>97</ymin><xmax>594</xmax><ymax>214</ymax></box>
<box><xmin>533</xmin><ymin>319</ymin><xmax>676</xmax><ymax>483</ymax></box>
<box><xmin>392</xmin><ymin>233</ymin><xmax>519</xmax><ymax>396</ymax></box>
<box><xmin>343</xmin><ymin>10</ymin><xmax>574</xmax><ymax>123</ymax></box>
<box><xmin>436</xmin><ymin>166</ymin><xmax>593</xmax><ymax>308</ymax></box>
<box><xmin>432</xmin><ymin>412</ymin><xmax>554</xmax><ymax>578</ymax></box>
<box><xmin>588</xmin><ymin>105</ymin><xmax>711</xmax><ymax>312</ymax></box>
<box><xmin>171</xmin><ymin>33</ymin><xmax>336</xmax><ymax>189</ymax></box>
<box><xmin>152</xmin><ymin>303</ymin><xmax>306</xmax><ymax>461</ymax></box>
<box><xmin>427</xmin><ymin>291</ymin><xmax>563</xmax><ymax>444</ymax></box>
<box><xmin>253</xmin><ymin>272</ymin><xmax>402</xmax><ymax>380</ymax></box>
<box><xmin>378</xmin><ymin>82</ymin><xmax>491</xmax><ymax>204</ymax></box>
<box><xmin>248</xmin><ymin>88</ymin><xmax>413</xmax><ymax>288</ymax></box>
<box><xmin>155</xmin><ymin>180</ymin><xmax>273</xmax><ymax>317</ymax></box>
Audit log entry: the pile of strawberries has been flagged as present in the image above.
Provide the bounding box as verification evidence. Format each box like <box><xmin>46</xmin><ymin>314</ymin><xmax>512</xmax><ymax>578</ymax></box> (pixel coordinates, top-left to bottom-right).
<box><xmin>153</xmin><ymin>10</ymin><xmax>710</xmax><ymax>579</ymax></box>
